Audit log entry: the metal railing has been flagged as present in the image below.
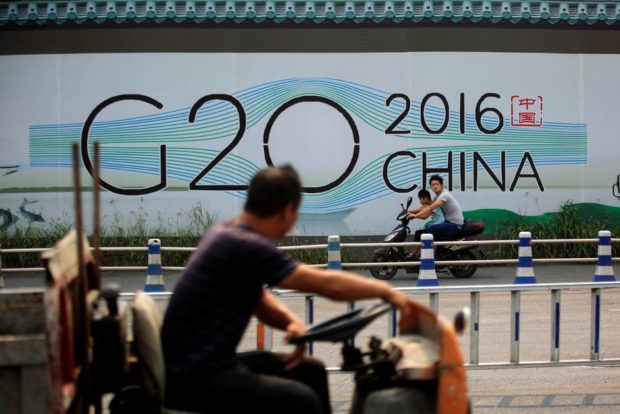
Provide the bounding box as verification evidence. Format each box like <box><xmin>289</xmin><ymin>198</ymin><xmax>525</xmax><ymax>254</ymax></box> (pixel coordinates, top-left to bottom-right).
<box><xmin>116</xmin><ymin>280</ymin><xmax>620</xmax><ymax>370</ymax></box>
<box><xmin>1</xmin><ymin>237</ymin><xmax>619</xmax><ymax>274</ymax></box>
<box><xmin>273</xmin><ymin>281</ymin><xmax>620</xmax><ymax>369</ymax></box>
<box><xmin>2</xmin><ymin>234</ymin><xmax>619</xmax><ymax>369</ymax></box>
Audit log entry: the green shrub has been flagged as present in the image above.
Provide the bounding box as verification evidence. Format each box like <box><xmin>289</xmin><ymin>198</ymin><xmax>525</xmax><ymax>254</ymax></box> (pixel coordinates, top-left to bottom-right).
<box><xmin>2</xmin><ymin>201</ymin><xmax>618</xmax><ymax>269</ymax></box>
<box><xmin>0</xmin><ymin>204</ymin><xmax>216</xmax><ymax>268</ymax></box>
<box><xmin>488</xmin><ymin>201</ymin><xmax>620</xmax><ymax>259</ymax></box>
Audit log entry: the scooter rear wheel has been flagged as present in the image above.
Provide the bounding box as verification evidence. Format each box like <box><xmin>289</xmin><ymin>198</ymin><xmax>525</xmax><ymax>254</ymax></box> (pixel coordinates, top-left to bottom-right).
<box><xmin>449</xmin><ymin>250</ymin><xmax>477</xmax><ymax>278</ymax></box>
<box><xmin>369</xmin><ymin>253</ymin><xmax>398</xmax><ymax>280</ymax></box>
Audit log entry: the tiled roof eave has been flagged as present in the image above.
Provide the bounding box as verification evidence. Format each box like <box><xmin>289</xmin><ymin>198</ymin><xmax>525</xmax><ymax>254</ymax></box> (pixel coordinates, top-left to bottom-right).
<box><xmin>1</xmin><ymin>1</ymin><xmax>619</xmax><ymax>28</ymax></box>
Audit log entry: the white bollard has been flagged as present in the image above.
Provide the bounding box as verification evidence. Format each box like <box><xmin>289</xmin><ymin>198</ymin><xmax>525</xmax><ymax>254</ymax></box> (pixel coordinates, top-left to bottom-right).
<box><xmin>416</xmin><ymin>233</ymin><xmax>439</xmax><ymax>287</ymax></box>
<box><xmin>514</xmin><ymin>231</ymin><xmax>537</xmax><ymax>284</ymax></box>
<box><xmin>328</xmin><ymin>235</ymin><xmax>355</xmax><ymax>346</ymax></box>
<box><xmin>327</xmin><ymin>235</ymin><xmax>341</xmax><ymax>270</ymax></box>
<box><xmin>144</xmin><ymin>238</ymin><xmax>165</xmax><ymax>292</ymax></box>
<box><xmin>593</xmin><ymin>230</ymin><xmax>616</xmax><ymax>282</ymax></box>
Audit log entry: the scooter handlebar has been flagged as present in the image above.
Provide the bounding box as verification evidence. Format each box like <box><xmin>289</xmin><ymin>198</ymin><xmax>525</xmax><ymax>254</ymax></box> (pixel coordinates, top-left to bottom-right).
<box><xmin>396</xmin><ymin>210</ymin><xmax>410</xmax><ymax>222</ymax></box>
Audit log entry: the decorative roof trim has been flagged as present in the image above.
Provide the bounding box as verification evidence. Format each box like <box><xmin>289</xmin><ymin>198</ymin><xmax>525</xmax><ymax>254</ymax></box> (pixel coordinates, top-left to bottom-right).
<box><xmin>1</xmin><ymin>1</ymin><xmax>619</xmax><ymax>28</ymax></box>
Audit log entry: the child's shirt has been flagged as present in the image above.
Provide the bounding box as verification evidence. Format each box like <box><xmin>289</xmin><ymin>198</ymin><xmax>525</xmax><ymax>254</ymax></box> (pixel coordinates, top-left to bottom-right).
<box><xmin>423</xmin><ymin>206</ymin><xmax>445</xmax><ymax>229</ymax></box>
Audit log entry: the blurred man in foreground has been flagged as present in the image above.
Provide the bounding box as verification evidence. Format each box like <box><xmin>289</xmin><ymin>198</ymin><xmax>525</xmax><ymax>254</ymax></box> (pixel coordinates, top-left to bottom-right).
<box><xmin>162</xmin><ymin>165</ymin><xmax>423</xmax><ymax>414</ymax></box>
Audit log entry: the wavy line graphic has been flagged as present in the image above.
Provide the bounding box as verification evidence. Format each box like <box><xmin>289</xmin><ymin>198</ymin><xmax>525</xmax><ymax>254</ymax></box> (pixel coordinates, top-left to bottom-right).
<box><xmin>29</xmin><ymin>78</ymin><xmax>587</xmax><ymax>213</ymax></box>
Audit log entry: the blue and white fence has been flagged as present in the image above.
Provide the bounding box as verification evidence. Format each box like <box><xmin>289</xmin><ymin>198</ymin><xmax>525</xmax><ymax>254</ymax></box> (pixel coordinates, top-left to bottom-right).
<box><xmin>1</xmin><ymin>233</ymin><xmax>618</xmax><ymax>276</ymax></box>
<box><xmin>277</xmin><ymin>281</ymin><xmax>620</xmax><ymax>369</ymax></box>
<box><xmin>118</xmin><ymin>281</ymin><xmax>620</xmax><ymax>370</ymax></box>
<box><xmin>1</xmin><ymin>232</ymin><xmax>618</xmax><ymax>369</ymax></box>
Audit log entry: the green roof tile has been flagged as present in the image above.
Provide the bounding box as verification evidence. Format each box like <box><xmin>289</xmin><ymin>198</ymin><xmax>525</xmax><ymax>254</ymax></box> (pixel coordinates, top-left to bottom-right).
<box><xmin>1</xmin><ymin>1</ymin><xmax>618</xmax><ymax>27</ymax></box>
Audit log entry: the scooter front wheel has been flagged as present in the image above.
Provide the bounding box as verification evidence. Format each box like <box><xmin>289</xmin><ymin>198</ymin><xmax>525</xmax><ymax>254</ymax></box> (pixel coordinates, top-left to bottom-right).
<box><xmin>449</xmin><ymin>250</ymin><xmax>477</xmax><ymax>278</ymax></box>
<box><xmin>369</xmin><ymin>253</ymin><xmax>398</xmax><ymax>280</ymax></box>
<box><xmin>358</xmin><ymin>386</ymin><xmax>435</xmax><ymax>414</ymax></box>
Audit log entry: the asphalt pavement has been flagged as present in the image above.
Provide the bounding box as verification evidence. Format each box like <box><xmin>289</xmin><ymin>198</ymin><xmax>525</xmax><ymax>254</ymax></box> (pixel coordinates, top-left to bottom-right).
<box><xmin>3</xmin><ymin>262</ymin><xmax>606</xmax><ymax>291</ymax></box>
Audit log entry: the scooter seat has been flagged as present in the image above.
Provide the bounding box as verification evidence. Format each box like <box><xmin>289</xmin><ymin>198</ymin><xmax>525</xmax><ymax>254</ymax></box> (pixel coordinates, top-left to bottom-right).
<box><xmin>433</xmin><ymin>220</ymin><xmax>485</xmax><ymax>241</ymax></box>
<box><xmin>132</xmin><ymin>292</ymin><xmax>206</xmax><ymax>414</ymax></box>
<box><xmin>460</xmin><ymin>219</ymin><xmax>485</xmax><ymax>237</ymax></box>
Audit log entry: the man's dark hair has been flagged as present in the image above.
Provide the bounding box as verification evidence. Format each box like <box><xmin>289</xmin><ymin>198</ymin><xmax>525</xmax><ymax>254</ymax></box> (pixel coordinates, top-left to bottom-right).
<box><xmin>417</xmin><ymin>189</ymin><xmax>431</xmax><ymax>200</ymax></box>
<box><xmin>244</xmin><ymin>165</ymin><xmax>302</xmax><ymax>217</ymax></box>
<box><xmin>429</xmin><ymin>174</ymin><xmax>444</xmax><ymax>185</ymax></box>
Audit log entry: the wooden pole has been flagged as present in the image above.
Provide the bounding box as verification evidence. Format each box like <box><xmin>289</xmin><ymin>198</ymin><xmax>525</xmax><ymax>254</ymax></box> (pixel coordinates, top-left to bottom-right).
<box><xmin>91</xmin><ymin>141</ymin><xmax>102</xmax><ymax>290</ymax></box>
<box><xmin>72</xmin><ymin>143</ymin><xmax>91</xmax><ymax>413</ymax></box>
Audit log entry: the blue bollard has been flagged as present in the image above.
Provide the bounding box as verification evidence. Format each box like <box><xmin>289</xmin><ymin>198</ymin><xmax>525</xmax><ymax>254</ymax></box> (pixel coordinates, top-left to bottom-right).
<box><xmin>144</xmin><ymin>238</ymin><xmax>165</xmax><ymax>292</ymax></box>
<box><xmin>416</xmin><ymin>233</ymin><xmax>439</xmax><ymax>287</ymax></box>
<box><xmin>593</xmin><ymin>230</ymin><xmax>616</xmax><ymax>282</ymax></box>
<box><xmin>514</xmin><ymin>231</ymin><xmax>537</xmax><ymax>284</ymax></box>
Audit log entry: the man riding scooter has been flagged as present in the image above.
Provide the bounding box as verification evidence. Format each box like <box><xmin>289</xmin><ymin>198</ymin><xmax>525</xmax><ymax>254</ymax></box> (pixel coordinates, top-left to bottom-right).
<box><xmin>405</xmin><ymin>175</ymin><xmax>464</xmax><ymax>260</ymax></box>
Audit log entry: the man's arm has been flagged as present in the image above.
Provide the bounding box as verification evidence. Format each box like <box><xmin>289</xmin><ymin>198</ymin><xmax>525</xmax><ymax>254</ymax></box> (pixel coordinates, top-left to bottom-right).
<box><xmin>254</xmin><ymin>288</ymin><xmax>307</xmax><ymax>370</ymax></box>
<box><xmin>277</xmin><ymin>265</ymin><xmax>423</xmax><ymax>328</ymax></box>
<box><xmin>255</xmin><ymin>287</ymin><xmax>303</xmax><ymax>330</ymax></box>
<box><xmin>410</xmin><ymin>199</ymin><xmax>443</xmax><ymax>220</ymax></box>
<box><xmin>278</xmin><ymin>266</ymin><xmax>393</xmax><ymax>301</ymax></box>
<box><xmin>410</xmin><ymin>209</ymin><xmax>432</xmax><ymax>220</ymax></box>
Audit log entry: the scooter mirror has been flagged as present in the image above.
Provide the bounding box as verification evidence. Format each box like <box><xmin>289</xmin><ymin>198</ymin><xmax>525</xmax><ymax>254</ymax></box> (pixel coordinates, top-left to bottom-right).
<box><xmin>405</xmin><ymin>196</ymin><xmax>412</xmax><ymax>208</ymax></box>
<box><xmin>453</xmin><ymin>307</ymin><xmax>471</xmax><ymax>335</ymax></box>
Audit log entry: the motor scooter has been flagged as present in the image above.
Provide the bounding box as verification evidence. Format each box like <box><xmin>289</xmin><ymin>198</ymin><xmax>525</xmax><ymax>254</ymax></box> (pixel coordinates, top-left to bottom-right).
<box><xmin>369</xmin><ymin>197</ymin><xmax>485</xmax><ymax>280</ymax></box>
<box><xmin>290</xmin><ymin>302</ymin><xmax>470</xmax><ymax>414</ymax></box>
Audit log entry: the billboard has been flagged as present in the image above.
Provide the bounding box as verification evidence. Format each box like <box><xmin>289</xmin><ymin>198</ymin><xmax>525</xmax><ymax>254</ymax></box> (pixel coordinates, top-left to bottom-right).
<box><xmin>1</xmin><ymin>53</ymin><xmax>619</xmax><ymax>236</ymax></box>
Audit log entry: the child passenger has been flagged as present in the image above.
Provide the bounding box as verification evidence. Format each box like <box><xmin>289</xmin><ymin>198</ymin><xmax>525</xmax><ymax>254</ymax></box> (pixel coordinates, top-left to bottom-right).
<box><xmin>405</xmin><ymin>189</ymin><xmax>444</xmax><ymax>260</ymax></box>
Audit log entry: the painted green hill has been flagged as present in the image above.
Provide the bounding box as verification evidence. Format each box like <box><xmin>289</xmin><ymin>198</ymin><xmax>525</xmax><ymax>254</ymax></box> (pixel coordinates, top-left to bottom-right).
<box><xmin>465</xmin><ymin>203</ymin><xmax>620</xmax><ymax>236</ymax></box>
